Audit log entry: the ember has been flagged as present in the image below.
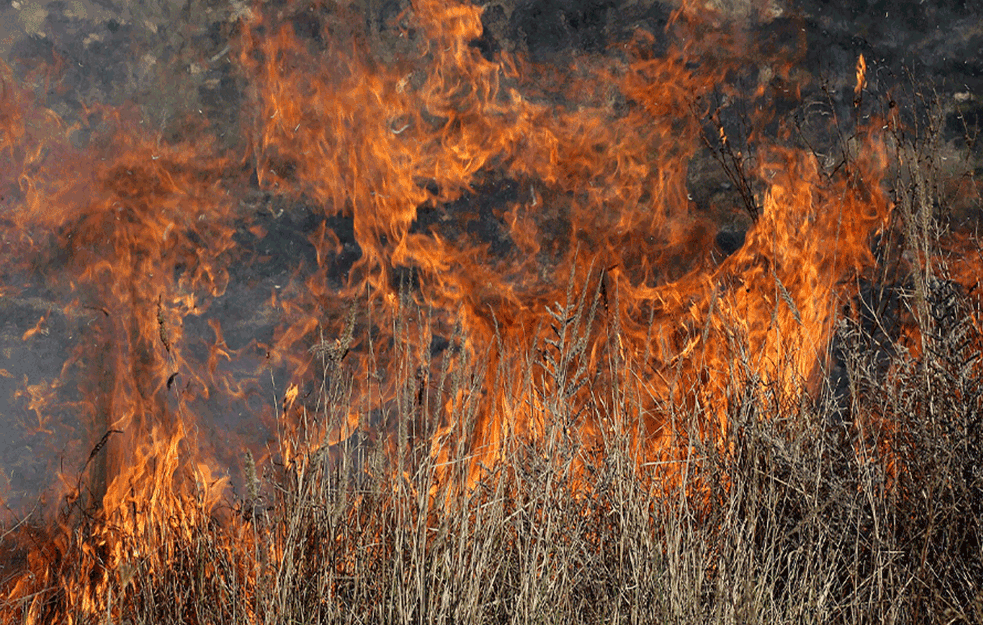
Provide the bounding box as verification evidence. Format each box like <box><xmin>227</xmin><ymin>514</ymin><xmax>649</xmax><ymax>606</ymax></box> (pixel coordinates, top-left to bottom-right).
<box><xmin>1</xmin><ymin>0</ymin><xmax>981</xmax><ymax>622</ymax></box>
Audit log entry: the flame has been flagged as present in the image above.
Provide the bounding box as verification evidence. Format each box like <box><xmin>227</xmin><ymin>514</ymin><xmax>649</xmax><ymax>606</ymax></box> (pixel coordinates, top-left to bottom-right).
<box><xmin>855</xmin><ymin>53</ymin><xmax>867</xmax><ymax>101</ymax></box>
<box><xmin>0</xmin><ymin>0</ymin><xmax>973</xmax><ymax>619</ymax></box>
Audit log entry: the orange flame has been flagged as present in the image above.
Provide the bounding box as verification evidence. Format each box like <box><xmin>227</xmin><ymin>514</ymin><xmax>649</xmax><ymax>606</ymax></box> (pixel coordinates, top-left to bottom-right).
<box><xmin>855</xmin><ymin>53</ymin><xmax>867</xmax><ymax>101</ymax></box>
<box><xmin>1</xmin><ymin>0</ymin><xmax>970</xmax><ymax>619</ymax></box>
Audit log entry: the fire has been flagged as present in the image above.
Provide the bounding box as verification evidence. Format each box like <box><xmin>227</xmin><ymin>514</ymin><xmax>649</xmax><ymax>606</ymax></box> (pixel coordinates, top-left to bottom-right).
<box><xmin>0</xmin><ymin>0</ymin><xmax>973</xmax><ymax>620</ymax></box>
<box><xmin>855</xmin><ymin>53</ymin><xmax>867</xmax><ymax>101</ymax></box>
<box><xmin>236</xmin><ymin>0</ymin><xmax>840</xmax><ymax>471</ymax></box>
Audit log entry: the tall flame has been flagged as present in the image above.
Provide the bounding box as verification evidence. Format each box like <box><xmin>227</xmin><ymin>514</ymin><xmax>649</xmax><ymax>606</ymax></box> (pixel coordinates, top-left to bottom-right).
<box><xmin>0</xmin><ymin>0</ymin><xmax>959</xmax><ymax>619</ymax></box>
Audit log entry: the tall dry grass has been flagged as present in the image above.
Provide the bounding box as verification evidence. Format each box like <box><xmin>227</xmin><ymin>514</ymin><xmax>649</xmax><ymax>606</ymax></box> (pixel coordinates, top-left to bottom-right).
<box><xmin>3</xmin><ymin>94</ymin><xmax>982</xmax><ymax>625</ymax></box>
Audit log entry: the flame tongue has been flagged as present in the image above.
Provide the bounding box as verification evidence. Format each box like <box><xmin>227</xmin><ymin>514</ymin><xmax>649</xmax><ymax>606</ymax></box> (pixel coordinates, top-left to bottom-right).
<box><xmin>0</xmin><ymin>0</ymin><xmax>909</xmax><ymax>619</ymax></box>
<box><xmin>1</xmin><ymin>69</ymin><xmax>248</xmax><ymax>606</ymax></box>
<box><xmin>241</xmin><ymin>1</ymin><xmax>891</xmax><ymax>459</ymax></box>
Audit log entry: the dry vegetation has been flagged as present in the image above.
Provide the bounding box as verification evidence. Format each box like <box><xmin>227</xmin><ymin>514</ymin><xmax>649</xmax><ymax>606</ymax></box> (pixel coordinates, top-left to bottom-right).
<box><xmin>3</xmin><ymin>97</ymin><xmax>983</xmax><ymax>625</ymax></box>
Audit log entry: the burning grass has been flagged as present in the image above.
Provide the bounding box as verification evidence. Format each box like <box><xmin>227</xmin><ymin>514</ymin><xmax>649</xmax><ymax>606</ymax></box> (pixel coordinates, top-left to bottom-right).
<box><xmin>5</xmin><ymin>208</ymin><xmax>983</xmax><ymax>623</ymax></box>
<box><xmin>1</xmin><ymin>0</ymin><xmax>982</xmax><ymax>622</ymax></box>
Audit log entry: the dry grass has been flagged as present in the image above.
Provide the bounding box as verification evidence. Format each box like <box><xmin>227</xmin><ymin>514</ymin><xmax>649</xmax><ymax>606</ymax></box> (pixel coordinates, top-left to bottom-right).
<box><xmin>3</xmin><ymin>99</ymin><xmax>982</xmax><ymax>625</ymax></box>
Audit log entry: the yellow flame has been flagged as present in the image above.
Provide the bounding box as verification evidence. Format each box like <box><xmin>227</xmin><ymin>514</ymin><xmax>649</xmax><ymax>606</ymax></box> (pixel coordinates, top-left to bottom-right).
<box><xmin>855</xmin><ymin>53</ymin><xmax>867</xmax><ymax>99</ymax></box>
